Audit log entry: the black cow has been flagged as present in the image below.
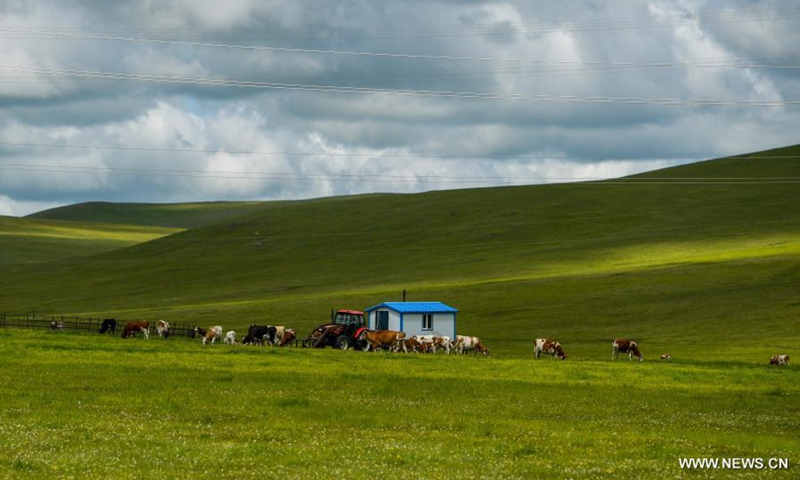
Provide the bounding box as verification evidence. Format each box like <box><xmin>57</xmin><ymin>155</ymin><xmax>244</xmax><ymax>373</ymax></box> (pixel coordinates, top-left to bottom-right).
<box><xmin>99</xmin><ymin>319</ymin><xmax>117</xmax><ymax>334</ymax></box>
<box><xmin>191</xmin><ymin>326</ymin><xmax>207</xmax><ymax>339</ymax></box>
<box><xmin>243</xmin><ymin>324</ymin><xmax>276</xmax><ymax>345</ymax></box>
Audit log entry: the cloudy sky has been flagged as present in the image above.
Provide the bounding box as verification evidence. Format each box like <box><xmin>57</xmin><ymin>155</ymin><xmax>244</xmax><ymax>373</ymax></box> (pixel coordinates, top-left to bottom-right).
<box><xmin>1</xmin><ymin>0</ymin><xmax>798</xmax><ymax>216</ymax></box>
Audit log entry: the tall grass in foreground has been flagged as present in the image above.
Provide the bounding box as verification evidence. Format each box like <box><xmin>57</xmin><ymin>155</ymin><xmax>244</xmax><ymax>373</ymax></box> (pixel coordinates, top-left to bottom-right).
<box><xmin>1</xmin><ymin>331</ymin><xmax>797</xmax><ymax>479</ymax></box>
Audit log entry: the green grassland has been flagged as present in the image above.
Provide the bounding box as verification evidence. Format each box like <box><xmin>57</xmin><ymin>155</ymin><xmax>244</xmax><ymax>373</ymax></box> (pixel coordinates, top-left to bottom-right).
<box><xmin>1</xmin><ymin>330</ymin><xmax>797</xmax><ymax>479</ymax></box>
<box><xmin>1</xmin><ymin>145</ymin><xmax>800</xmax><ymax>477</ymax></box>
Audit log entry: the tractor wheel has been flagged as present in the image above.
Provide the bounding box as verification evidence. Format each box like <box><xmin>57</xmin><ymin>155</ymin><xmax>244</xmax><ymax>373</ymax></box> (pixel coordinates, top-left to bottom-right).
<box><xmin>335</xmin><ymin>335</ymin><xmax>350</xmax><ymax>350</ymax></box>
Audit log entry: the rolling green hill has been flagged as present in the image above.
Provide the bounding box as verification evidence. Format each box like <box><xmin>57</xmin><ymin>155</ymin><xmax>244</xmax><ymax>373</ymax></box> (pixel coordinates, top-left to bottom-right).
<box><xmin>3</xmin><ymin>145</ymin><xmax>800</xmax><ymax>360</ymax></box>
<box><xmin>0</xmin><ymin>215</ymin><xmax>179</xmax><ymax>266</ymax></box>
<box><xmin>28</xmin><ymin>200</ymin><xmax>269</xmax><ymax>228</ymax></box>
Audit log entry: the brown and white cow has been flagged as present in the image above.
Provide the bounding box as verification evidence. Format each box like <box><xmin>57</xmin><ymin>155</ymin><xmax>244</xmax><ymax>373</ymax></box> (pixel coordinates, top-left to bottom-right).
<box><xmin>401</xmin><ymin>337</ymin><xmax>422</xmax><ymax>353</ymax></box>
<box><xmin>365</xmin><ymin>330</ymin><xmax>406</xmax><ymax>352</ymax></box>
<box><xmin>197</xmin><ymin>325</ymin><xmax>222</xmax><ymax>345</ymax></box>
<box><xmin>122</xmin><ymin>321</ymin><xmax>150</xmax><ymax>339</ymax></box>
<box><xmin>411</xmin><ymin>335</ymin><xmax>454</xmax><ymax>354</ymax></box>
<box><xmin>769</xmin><ymin>355</ymin><xmax>790</xmax><ymax>366</ymax></box>
<box><xmin>278</xmin><ymin>328</ymin><xmax>297</xmax><ymax>347</ymax></box>
<box><xmin>612</xmin><ymin>338</ymin><xmax>643</xmax><ymax>361</ymax></box>
<box><xmin>534</xmin><ymin>338</ymin><xmax>567</xmax><ymax>360</ymax></box>
<box><xmin>454</xmin><ymin>335</ymin><xmax>489</xmax><ymax>356</ymax></box>
<box><xmin>434</xmin><ymin>336</ymin><xmax>453</xmax><ymax>354</ymax></box>
<box><xmin>156</xmin><ymin>320</ymin><xmax>170</xmax><ymax>339</ymax></box>
<box><xmin>411</xmin><ymin>335</ymin><xmax>436</xmax><ymax>353</ymax></box>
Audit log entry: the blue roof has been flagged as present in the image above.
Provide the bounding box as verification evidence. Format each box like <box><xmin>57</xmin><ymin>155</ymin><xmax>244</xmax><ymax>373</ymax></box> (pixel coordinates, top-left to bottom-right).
<box><xmin>365</xmin><ymin>302</ymin><xmax>458</xmax><ymax>313</ymax></box>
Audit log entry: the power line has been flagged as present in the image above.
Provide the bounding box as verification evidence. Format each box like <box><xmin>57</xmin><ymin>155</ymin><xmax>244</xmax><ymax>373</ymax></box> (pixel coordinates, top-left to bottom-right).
<box><xmin>2</xmin><ymin>7</ymin><xmax>799</xmax><ymax>43</ymax></box>
<box><xmin>0</xmin><ymin>141</ymin><xmax>562</xmax><ymax>160</ymax></box>
<box><xmin>1</xmin><ymin>64</ymin><xmax>794</xmax><ymax>106</ymax></box>
<box><xmin>0</xmin><ymin>164</ymin><xmax>556</xmax><ymax>185</ymax></box>
<box><xmin>3</xmin><ymin>25</ymin><xmax>800</xmax><ymax>70</ymax></box>
<box><xmin>3</xmin><ymin>162</ymin><xmax>800</xmax><ymax>186</ymax></box>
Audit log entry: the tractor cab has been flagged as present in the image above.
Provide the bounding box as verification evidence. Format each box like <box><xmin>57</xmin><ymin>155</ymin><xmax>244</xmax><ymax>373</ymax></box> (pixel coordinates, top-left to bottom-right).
<box><xmin>331</xmin><ymin>310</ymin><xmax>366</xmax><ymax>341</ymax></box>
<box><xmin>333</xmin><ymin>310</ymin><xmax>366</xmax><ymax>327</ymax></box>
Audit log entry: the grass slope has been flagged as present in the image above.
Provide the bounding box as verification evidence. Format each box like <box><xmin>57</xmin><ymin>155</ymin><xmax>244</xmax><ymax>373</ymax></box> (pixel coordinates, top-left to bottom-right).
<box><xmin>2</xmin><ymin>144</ymin><xmax>799</xmax><ymax>361</ymax></box>
<box><xmin>0</xmin><ymin>215</ymin><xmax>179</xmax><ymax>266</ymax></box>
<box><xmin>28</xmin><ymin>200</ymin><xmax>269</xmax><ymax>228</ymax></box>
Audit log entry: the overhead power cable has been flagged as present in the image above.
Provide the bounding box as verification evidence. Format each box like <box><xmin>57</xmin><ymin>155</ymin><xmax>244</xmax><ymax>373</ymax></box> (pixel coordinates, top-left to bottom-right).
<box><xmin>2</xmin><ymin>25</ymin><xmax>800</xmax><ymax>70</ymax></box>
<box><xmin>1</xmin><ymin>64</ymin><xmax>795</xmax><ymax>106</ymax></box>
<box><xmin>0</xmin><ymin>141</ymin><xmax>562</xmax><ymax>160</ymax></box>
<box><xmin>3</xmin><ymin>161</ymin><xmax>800</xmax><ymax>185</ymax></box>
<box><xmin>2</xmin><ymin>7</ymin><xmax>799</xmax><ymax>42</ymax></box>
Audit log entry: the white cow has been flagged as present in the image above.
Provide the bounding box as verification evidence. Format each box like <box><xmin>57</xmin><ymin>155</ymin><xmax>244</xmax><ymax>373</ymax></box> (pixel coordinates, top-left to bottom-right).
<box><xmin>156</xmin><ymin>320</ymin><xmax>170</xmax><ymax>339</ymax></box>
<box><xmin>224</xmin><ymin>330</ymin><xmax>236</xmax><ymax>345</ymax></box>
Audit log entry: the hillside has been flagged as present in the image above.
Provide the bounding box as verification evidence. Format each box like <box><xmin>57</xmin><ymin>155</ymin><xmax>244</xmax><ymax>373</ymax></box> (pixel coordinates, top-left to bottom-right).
<box><xmin>28</xmin><ymin>201</ymin><xmax>269</xmax><ymax>228</ymax></box>
<box><xmin>3</xmin><ymin>144</ymin><xmax>800</xmax><ymax>359</ymax></box>
<box><xmin>0</xmin><ymin>215</ymin><xmax>179</xmax><ymax>266</ymax></box>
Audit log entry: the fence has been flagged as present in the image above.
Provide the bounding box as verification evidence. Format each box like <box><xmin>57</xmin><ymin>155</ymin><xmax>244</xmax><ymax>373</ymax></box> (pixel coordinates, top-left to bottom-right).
<box><xmin>0</xmin><ymin>312</ymin><xmax>198</xmax><ymax>338</ymax></box>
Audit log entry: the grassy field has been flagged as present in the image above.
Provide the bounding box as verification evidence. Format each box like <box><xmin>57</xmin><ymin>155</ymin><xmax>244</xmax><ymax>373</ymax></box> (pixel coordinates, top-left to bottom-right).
<box><xmin>1</xmin><ymin>330</ymin><xmax>797</xmax><ymax>479</ymax></box>
<box><xmin>1</xmin><ymin>145</ymin><xmax>800</xmax><ymax>477</ymax></box>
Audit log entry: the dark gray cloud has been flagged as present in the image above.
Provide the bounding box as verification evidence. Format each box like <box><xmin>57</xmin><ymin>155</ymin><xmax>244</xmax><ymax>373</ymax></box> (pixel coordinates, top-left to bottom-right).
<box><xmin>0</xmin><ymin>0</ymin><xmax>798</xmax><ymax>215</ymax></box>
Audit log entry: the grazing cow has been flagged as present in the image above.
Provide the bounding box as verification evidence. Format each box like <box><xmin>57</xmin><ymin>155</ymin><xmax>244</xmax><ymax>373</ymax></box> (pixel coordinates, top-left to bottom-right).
<box><xmin>122</xmin><ymin>321</ymin><xmax>150</xmax><ymax>339</ymax></box>
<box><xmin>411</xmin><ymin>335</ymin><xmax>453</xmax><ymax>354</ymax></box>
<box><xmin>193</xmin><ymin>326</ymin><xmax>207</xmax><ymax>338</ymax></box>
<box><xmin>769</xmin><ymin>355</ymin><xmax>790</xmax><ymax>366</ymax></box>
<box><xmin>196</xmin><ymin>326</ymin><xmax>222</xmax><ymax>345</ymax></box>
<box><xmin>365</xmin><ymin>330</ymin><xmax>406</xmax><ymax>352</ymax></box>
<box><xmin>660</xmin><ymin>354</ymin><xmax>672</xmax><ymax>360</ymax></box>
<box><xmin>262</xmin><ymin>325</ymin><xmax>286</xmax><ymax>346</ymax></box>
<box><xmin>412</xmin><ymin>335</ymin><xmax>437</xmax><ymax>353</ymax></box>
<box><xmin>242</xmin><ymin>325</ymin><xmax>275</xmax><ymax>345</ymax></box>
<box><xmin>402</xmin><ymin>337</ymin><xmax>423</xmax><ymax>353</ymax></box>
<box><xmin>50</xmin><ymin>320</ymin><xmax>64</xmax><ymax>332</ymax></box>
<box><xmin>224</xmin><ymin>330</ymin><xmax>236</xmax><ymax>345</ymax></box>
<box><xmin>156</xmin><ymin>320</ymin><xmax>170</xmax><ymax>339</ymax></box>
<box><xmin>534</xmin><ymin>338</ymin><xmax>567</xmax><ymax>360</ymax></box>
<box><xmin>99</xmin><ymin>318</ymin><xmax>117</xmax><ymax>334</ymax></box>
<box><xmin>278</xmin><ymin>328</ymin><xmax>297</xmax><ymax>347</ymax></box>
<box><xmin>454</xmin><ymin>335</ymin><xmax>489</xmax><ymax>356</ymax></box>
<box><xmin>434</xmin><ymin>336</ymin><xmax>453</xmax><ymax>354</ymax></box>
<box><xmin>612</xmin><ymin>338</ymin><xmax>643</xmax><ymax>362</ymax></box>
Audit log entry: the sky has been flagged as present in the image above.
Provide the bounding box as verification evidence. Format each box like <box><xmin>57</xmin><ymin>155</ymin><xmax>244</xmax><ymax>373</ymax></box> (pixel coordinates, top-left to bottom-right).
<box><xmin>1</xmin><ymin>0</ymin><xmax>798</xmax><ymax>216</ymax></box>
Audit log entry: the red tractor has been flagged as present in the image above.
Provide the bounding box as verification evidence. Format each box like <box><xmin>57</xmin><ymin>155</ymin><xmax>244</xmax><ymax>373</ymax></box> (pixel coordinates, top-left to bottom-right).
<box><xmin>307</xmin><ymin>309</ymin><xmax>369</xmax><ymax>350</ymax></box>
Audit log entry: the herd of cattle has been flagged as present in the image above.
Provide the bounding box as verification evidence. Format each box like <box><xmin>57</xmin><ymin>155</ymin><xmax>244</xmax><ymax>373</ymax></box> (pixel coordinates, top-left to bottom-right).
<box><xmin>49</xmin><ymin>318</ymin><xmax>791</xmax><ymax>365</ymax></box>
